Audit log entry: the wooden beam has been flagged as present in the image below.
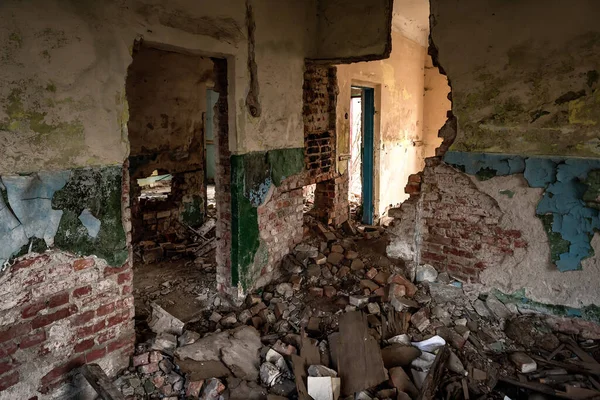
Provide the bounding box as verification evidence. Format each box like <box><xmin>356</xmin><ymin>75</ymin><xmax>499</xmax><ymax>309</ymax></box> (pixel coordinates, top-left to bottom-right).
<box><xmin>81</xmin><ymin>364</ymin><xmax>125</xmax><ymax>400</ymax></box>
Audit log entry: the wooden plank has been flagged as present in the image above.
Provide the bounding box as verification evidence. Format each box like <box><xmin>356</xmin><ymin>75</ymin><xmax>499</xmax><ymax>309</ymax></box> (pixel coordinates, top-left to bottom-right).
<box><xmin>338</xmin><ymin>311</ymin><xmax>387</xmax><ymax>396</ymax></box>
<box><xmin>418</xmin><ymin>345</ymin><xmax>450</xmax><ymax>400</ymax></box>
<box><xmin>532</xmin><ymin>355</ymin><xmax>600</xmax><ymax>376</ymax></box>
<box><xmin>81</xmin><ymin>364</ymin><xmax>125</xmax><ymax>400</ymax></box>
<box><xmin>291</xmin><ymin>354</ymin><xmax>310</xmax><ymax>400</ymax></box>
<box><xmin>547</xmin><ymin>343</ymin><xmax>566</xmax><ymax>361</ymax></box>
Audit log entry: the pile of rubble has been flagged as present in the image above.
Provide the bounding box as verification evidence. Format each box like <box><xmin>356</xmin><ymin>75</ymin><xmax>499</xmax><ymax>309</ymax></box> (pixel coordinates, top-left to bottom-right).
<box><xmin>116</xmin><ymin>219</ymin><xmax>600</xmax><ymax>400</ymax></box>
<box><xmin>135</xmin><ymin>216</ymin><xmax>217</xmax><ymax>265</ymax></box>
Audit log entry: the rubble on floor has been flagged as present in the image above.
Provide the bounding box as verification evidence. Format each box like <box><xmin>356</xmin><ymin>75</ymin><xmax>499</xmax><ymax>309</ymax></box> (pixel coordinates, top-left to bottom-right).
<box><xmin>119</xmin><ymin>218</ymin><xmax>600</xmax><ymax>400</ymax></box>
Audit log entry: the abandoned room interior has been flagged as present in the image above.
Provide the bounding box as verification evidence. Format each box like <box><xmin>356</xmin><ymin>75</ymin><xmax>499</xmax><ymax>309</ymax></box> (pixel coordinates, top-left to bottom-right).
<box><xmin>0</xmin><ymin>0</ymin><xmax>599</xmax><ymax>399</ymax></box>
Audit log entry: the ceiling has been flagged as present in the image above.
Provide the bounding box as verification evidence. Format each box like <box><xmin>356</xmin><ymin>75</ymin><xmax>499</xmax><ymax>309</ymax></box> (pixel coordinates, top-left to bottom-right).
<box><xmin>392</xmin><ymin>0</ymin><xmax>430</xmax><ymax>47</ymax></box>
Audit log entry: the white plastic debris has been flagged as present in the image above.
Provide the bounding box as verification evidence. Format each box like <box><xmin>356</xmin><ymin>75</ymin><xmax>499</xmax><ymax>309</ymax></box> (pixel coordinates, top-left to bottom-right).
<box><xmin>411</xmin><ymin>369</ymin><xmax>428</xmax><ymax>389</ymax></box>
<box><xmin>410</xmin><ymin>351</ymin><xmax>436</xmax><ymax>370</ymax></box>
<box><xmin>411</xmin><ymin>335</ymin><xmax>446</xmax><ymax>352</ymax></box>
<box><xmin>387</xmin><ymin>334</ymin><xmax>412</xmax><ymax>346</ymax></box>
<box><xmin>307</xmin><ymin>376</ymin><xmax>341</xmax><ymax>400</ymax></box>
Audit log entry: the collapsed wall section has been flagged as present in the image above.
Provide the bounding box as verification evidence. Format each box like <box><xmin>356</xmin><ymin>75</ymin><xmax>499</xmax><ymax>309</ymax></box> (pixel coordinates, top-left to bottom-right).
<box><xmin>0</xmin><ymin>166</ymin><xmax>133</xmax><ymax>398</ymax></box>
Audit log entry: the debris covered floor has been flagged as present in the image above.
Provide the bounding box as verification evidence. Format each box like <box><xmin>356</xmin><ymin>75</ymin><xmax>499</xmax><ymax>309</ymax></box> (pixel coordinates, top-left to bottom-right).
<box><xmin>120</xmin><ymin>218</ymin><xmax>600</xmax><ymax>400</ymax></box>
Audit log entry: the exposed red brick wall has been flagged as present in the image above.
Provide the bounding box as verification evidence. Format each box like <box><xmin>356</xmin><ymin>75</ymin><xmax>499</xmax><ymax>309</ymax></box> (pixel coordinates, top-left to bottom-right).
<box><xmin>0</xmin><ymin>253</ymin><xmax>134</xmax><ymax>397</ymax></box>
<box><xmin>256</xmin><ymin>184</ymin><xmax>305</xmax><ymax>285</ymax></box>
<box><xmin>417</xmin><ymin>158</ymin><xmax>527</xmax><ymax>282</ymax></box>
<box><xmin>301</xmin><ymin>62</ymin><xmax>348</xmax><ymax>227</ymax></box>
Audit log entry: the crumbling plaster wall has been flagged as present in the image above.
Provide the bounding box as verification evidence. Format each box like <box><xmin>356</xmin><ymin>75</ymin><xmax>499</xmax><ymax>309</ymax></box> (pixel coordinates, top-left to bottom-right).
<box><xmin>422</xmin><ymin>56</ymin><xmax>449</xmax><ymax>158</ymax></box>
<box><xmin>388</xmin><ymin>0</ymin><xmax>600</xmax><ymax>314</ymax></box>
<box><xmin>337</xmin><ymin>32</ymin><xmax>430</xmax><ymax>217</ymax></box>
<box><xmin>430</xmin><ymin>0</ymin><xmax>600</xmax><ymax>157</ymax></box>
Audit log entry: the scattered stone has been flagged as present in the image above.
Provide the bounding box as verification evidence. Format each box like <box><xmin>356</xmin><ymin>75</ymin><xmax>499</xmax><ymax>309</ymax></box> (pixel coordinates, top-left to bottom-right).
<box><xmin>148</xmin><ymin>302</ymin><xmax>185</xmax><ymax>335</ymax></box>
<box><xmin>307</xmin><ymin>264</ymin><xmax>321</xmax><ymax>277</ymax></box>
<box><xmin>473</xmin><ymin>299</ymin><xmax>493</xmax><ymax>318</ymax></box>
<box><xmin>360</xmin><ymin>279</ymin><xmax>379</xmax><ymax>292</ymax></box>
<box><xmin>365</xmin><ymin>267</ymin><xmax>378</xmax><ymax>279</ymax></box>
<box><xmin>178</xmin><ymin>330</ymin><xmax>201</xmax><ymax>347</ymax></box>
<box><xmin>276</xmin><ymin>283</ymin><xmax>293</xmax><ymax>298</ymax></box>
<box><xmin>323</xmin><ymin>285</ymin><xmax>337</xmax><ymax>298</ymax></box>
<box><xmin>238</xmin><ymin>309</ymin><xmax>252</xmax><ymax>324</ymax></box>
<box><xmin>337</xmin><ymin>266</ymin><xmax>350</xmax><ymax>278</ymax></box>
<box><xmin>220</xmin><ymin>313</ymin><xmax>237</xmax><ymax>327</ymax></box>
<box><xmin>152</xmin><ymin>332</ymin><xmax>177</xmax><ymax>353</ymax></box>
<box><xmin>415</xmin><ymin>264</ymin><xmax>438</xmax><ymax>283</ymax></box>
<box><xmin>210</xmin><ymin>311</ymin><xmax>223</xmax><ymax>323</ymax></box>
<box><xmin>390</xmin><ymin>296</ymin><xmax>418</xmax><ymax>312</ymax></box>
<box><xmin>389</xmin><ymin>275</ymin><xmax>417</xmax><ymax>297</ymax></box>
<box><xmin>410</xmin><ymin>309</ymin><xmax>431</xmax><ymax>332</ymax></box>
<box><xmin>314</xmin><ymin>254</ymin><xmax>327</xmax><ymax>265</ymax></box>
<box><xmin>309</xmin><ymin>287</ymin><xmax>324</xmax><ymax>297</ymax></box>
<box><xmin>201</xmin><ymin>378</ymin><xmax>225</xmax><ymax>399</ymax></box>
<box><xmin>350</xmin><ymin>259</ymin><xmax>364</xmax><ymax>270</ymax></box>
<box><xmin>327</xmin><ymin>252</ymin><xmax>345</xmax><ymax>265</ymax></box>
<box><xmin>345</xmin><ymin>250</ymin><xmax>359</xmax><ymax>260</ymax></box>
<box><xmin>308</xmin><ymin>365</ymin><xmax>338</xmax><ymax>377</ymax></box>
<box><xmin>176</xmin><ymin>326</ymin><xmax>262</xmax><ymax>381</ymax></box>
<box><xmin>331</xmin><ymin>244</ymin><xmax>344</xmax><ymax>253</ymax></box>
<box><xmin>485</xmin><ymin>295</ymin><xmax>512</xmax><ymax>319</ymax></box>
<box><xmin>367</xmin><ymin>302</ymin><xmax>381</xmax><ymax>315</ymax></box>
<box><xmin>349</xmin><ymin>295</ymin><xmax>369</xmax><ymax>307</ymax></box>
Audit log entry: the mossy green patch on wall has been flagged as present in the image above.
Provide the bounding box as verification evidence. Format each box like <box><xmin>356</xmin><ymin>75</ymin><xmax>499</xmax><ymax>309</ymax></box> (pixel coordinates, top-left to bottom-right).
<box><xmin>230</xmin><ymin>155</ymin><xmax>260</xmax><ymax>289</ymax></box>
<box><xmin>268</xmin><ymin>148</ymin><xmax>304</xmax><ymax>186</ymax></box>
<box><xmin>52</xmin><ymin>166</ymin><xmax>127</xmax><ymax>266</ymax></box>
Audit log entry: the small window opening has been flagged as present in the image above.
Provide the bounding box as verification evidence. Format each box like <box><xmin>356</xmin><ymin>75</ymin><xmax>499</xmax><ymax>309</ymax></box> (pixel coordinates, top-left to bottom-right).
<box><xmin>137</xmin><ymin>170</ymin><xmax>173</xmax><ymax>200</ymax></box>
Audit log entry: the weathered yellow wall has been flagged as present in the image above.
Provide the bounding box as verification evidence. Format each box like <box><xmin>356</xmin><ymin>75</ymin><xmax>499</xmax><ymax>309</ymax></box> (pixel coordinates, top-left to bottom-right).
<box><xmin>430</xmin><ymin>0</ymin><xmax>600</xmax><ymax>157</ymax></box>
<box><xmin>0</xmin><ymin>0</ymin><xmax>317</xmax><ymax>174</ymax></box>
<box><xmin>337</xmin><ymin>31</ymin><xmax>436</xmax><ymax>217</ymax></box>
<box><xmin>422</xmin><ymin>55</ymin><xmax>450</xmax><ymax>158</ymax></box>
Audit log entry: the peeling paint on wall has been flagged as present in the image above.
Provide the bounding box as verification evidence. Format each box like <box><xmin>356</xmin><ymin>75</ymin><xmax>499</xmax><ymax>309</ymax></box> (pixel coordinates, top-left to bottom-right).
<box><xmin>230</xmin><ymin>147</ymin><xmax>305</xmax><ymax>289</ymax></box>
<box><xmin>444</xmin><ymin>151</ymin><xmax>600</xmax><ymax>271</ymax></box>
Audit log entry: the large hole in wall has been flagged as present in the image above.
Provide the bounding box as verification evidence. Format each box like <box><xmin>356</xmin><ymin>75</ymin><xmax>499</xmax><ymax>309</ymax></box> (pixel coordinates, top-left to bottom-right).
<box><xmin>125</xmin><ymin>42</ymin><xmax>231</xmax><ymax>340</ymax></box>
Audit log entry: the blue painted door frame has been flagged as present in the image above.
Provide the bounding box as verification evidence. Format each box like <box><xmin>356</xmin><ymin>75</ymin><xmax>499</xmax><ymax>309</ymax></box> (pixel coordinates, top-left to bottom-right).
<box><xmin>361</xmin><ymin>87</ymin><xmax>375</xmax><ymax>225</ymax></box>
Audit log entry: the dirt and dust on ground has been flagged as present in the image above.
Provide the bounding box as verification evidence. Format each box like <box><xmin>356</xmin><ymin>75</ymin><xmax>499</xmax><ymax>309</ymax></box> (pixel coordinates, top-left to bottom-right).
<box><xmin>117</xmin><ymin>210</ymin><xmax>600</xmax><ymax>400</ymax></box>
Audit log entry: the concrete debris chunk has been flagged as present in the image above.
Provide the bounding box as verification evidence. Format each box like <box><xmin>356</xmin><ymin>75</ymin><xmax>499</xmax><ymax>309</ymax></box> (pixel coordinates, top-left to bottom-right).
<box><xmin>416</xmin><ymin>264</ymin><xmax>438</xmax><ymax>283</ymax></box>
<box><xmin>509</xmin><ymin>352</ymin><xmax>537</xmax><ymax>373</ymax></box>
<box><xmin>175</xmin><ymin>326</ymin><xmax>262</xmax><ymax>381</ymax></box>
<box><xmin>152</xmin><ymin>332</ymin><xmax>178</xmax><ymax>353</ymax></box>
<box><xmin>307</xmin><ymin>376</ymin><xmax>341</xmax><ymax>400</ymax></box>
<box><xmin>411</xmin><ymin>309</ymin><xmax>431</xmax><ymax>332</ymax></box>
<box><xmin>387</xmin><ymin>334</ymin><xmax>411</xmax><ymax>346</ymax></box>
<box><xmin>200</xmin><ymin>378</ymin><xmax>225</xmax><ymax>400</ymax></box>
<box><xmin>260</xmin><ymin>362</ymin><xmax>282</xmax><ymax>386</ymax></box>
<box><xmin>178</xmin><ymin>330</ymin><xmax>201</xmax><ymax>347</ymax></box>
<box><xmin>308</xmin><ymin>364</ymin><xmax>338</xmax><ymax>377</ymax></box>
<box><xmin>390</xmin><ymin>295</ymin><xmax>418</xmax><ymax>312</ymax></box>
<box><xmin>349</xmin><ymin>295</ymin><xmax>369</xmax><ymax>307</ymax></box>
<box><xmin>485</xmin><ymin>294</ymin><xmax>512</xmax><ymax>319</ymax></box>
<box><xmin>148</xmin><ymin>302</ymin><xmax>185</xmax><ymax>336</ymax></box>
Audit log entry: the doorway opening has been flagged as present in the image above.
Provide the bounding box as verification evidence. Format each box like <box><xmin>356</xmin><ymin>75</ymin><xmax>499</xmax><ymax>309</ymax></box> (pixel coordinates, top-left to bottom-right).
<box><xmin>126</xmin><ymin>42</ymin><xmax>230</xmax><ymax>340</ymax></box>
<box><xmin>348</xmin><ymin>86</ymin><xmax>375</xmax><ymax>225</ymax></box>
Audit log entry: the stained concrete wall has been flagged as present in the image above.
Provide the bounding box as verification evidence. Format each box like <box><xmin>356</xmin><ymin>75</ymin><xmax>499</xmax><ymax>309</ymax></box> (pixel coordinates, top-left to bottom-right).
<box><xmin>314</xmin><ymin>0</ymin><xmax>393</xmax><ymax>62</ymax></box>
<box><xmin>0</xmin><ymin>0</ymin><xmax>323</xmax><ymax>176</ymax></box>
<box><xmin>337</xmin><ymin>32</ymin><xmax>442</xmax><ymax>217</ymax></box>
<box><xmin>430</xmin><ymin>0</ymin><xmax>600</xmax><ymax>157</ymax></box>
